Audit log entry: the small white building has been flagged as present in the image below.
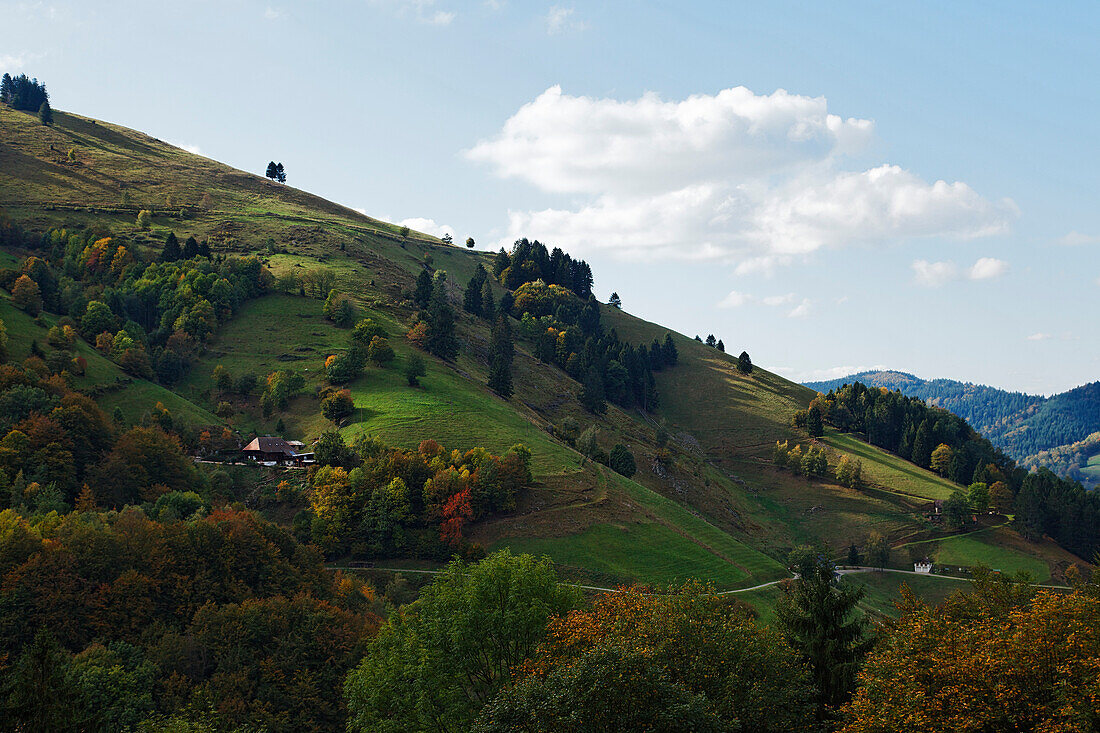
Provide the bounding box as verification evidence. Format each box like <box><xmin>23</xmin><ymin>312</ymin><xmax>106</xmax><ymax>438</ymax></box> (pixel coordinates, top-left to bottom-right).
<box><xmin>913</xmin><ymin>559</ymin><xmax>933</xmax><ymax>574</ymax></box>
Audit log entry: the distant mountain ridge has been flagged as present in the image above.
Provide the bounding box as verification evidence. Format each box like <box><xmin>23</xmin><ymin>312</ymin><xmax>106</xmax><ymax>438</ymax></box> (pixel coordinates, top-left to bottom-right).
<box><xmin>804</xmin><ymin>370</ymin><xmax>1100</xmax><ymax>485</ymax></box>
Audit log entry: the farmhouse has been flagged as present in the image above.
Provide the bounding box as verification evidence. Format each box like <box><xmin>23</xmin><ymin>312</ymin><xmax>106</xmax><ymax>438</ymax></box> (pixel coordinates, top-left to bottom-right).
<box><xmin>914</xmin><ymin>558</ymin><xmax>933</xmax><ymax>574</ymax></box>
<box><xmin>241</xmin><ymin>436</ymin><xmax>314</xmax><ymax>466</ymax></box>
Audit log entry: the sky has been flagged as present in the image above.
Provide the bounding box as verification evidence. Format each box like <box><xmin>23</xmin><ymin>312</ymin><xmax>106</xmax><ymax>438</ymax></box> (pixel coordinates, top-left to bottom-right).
<box><xmin>4</xmin><ymin>0</ymin><xmax>1099</xmax><ymax>395</ymax></box>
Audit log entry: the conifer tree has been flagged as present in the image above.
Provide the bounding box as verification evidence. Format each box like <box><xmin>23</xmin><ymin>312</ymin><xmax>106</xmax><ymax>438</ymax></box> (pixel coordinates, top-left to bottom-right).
<box><xmin>0</xmin><ymin>73</ymin><xmax>12</xmax><ymax>104</ymax></box>
<box><xmin>414</xmin><ymin>268</ymin><xmax>433</xmax><ymax>308</ymax></box>
<box><xmin>182</xmin><ymin>236</ymin><xmax>200</xmax><ymax>259</ymax></box>
<box><xmin>266</xmin><ymin>161</ymin><xmax>278</xmax><ymax>180</ymax></box>
<box><xmin>806</xmin><ymin>405</ymin><xmax>824</xmax><ymax>437</ymax></box>
<box><xmin>37</xmin><ymin>99</ymin><xmax>52</xmax><ymax>125</ymax></box>
<box><xmin>481</xmin><ymin>280</ymin><xmax>495</xmax><ymax>320</ymax></box>
<box><xmin>492</xmin><ymin>248</ymin><xmax>510</xmax><ymax>277</ymax></box>
<box><xmin>705</xmin><ymin>334</ymin><xmax>717</xmax><ymax>348</ymax></box>
<box><xmin>737</xmin><ymin>351</ymin><xmax>753</xmax><ymax>374</ymax></box>
<box><xmin>608</xmin><ymin>292</ymin><xmax>622</xmax><ymax>309</ymax></box>
<box><xmin>464</xmin><ymin>265</ymin><xmax>486</xmax><ymax>316</ymax></box>
<box><xmin>425</xmin><ymin>274</ymin><xmax>459</xmax><ymax>360</ymax></box>
<box><xmin>777</xmin><ymin>549</ymin><xmax>871</xmax><ymax>718</ymax></box>
<box><xmin>160</xmin><ymin>232</ymin><xmax>181</xmax><ymax>262</ymax></box>
<box><xmin>580</xmin><ymin>366</ymin><xmax>606</xmax><ymax>414</ymax></box>
<box><xmin>488</xmin><ymin>315</ymin><xmax>514</xmax><ymax>398</ymax></box>
<box><xmin>663</xmin><ymin>333</ymin><xmax>678</xmax><ymax>365</ymax></box>
<box><xmin>275</xmin><ymin>162</ymin><xmax>286</xmax><ymax>182</ymax></box>
<box><xmin>716</xmin><ymin>339</ymin><xmax>725</xmax><ymax>352</ymax></box>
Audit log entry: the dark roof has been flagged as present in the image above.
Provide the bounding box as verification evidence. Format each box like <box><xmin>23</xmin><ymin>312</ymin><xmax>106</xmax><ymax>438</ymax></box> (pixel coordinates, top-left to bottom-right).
<box><xmin>242</xmin><ymin>436</ymin><xmax>297</xmax><ymax>455</ymax></box>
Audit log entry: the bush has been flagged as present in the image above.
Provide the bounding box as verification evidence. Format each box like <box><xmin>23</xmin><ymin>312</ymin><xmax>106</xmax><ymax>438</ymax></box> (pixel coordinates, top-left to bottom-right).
<box><xmin>321</xmin><ymin>390</ymin><xmax>355</xmax><ymax>422</ymax></box>
<box><xmin>609</xmin><ymin>444</ymin><xmax>636</xmax><ymax>477</ymax></box>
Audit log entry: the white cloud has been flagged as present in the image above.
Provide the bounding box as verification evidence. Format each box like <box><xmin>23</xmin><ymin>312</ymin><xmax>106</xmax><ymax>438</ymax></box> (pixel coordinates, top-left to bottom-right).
<box><xmin>718</xmin><ymin>290</ymin><xmax>750</xmax><ymax>308</ymax></box>
<box><xmin>468</xmin><ymin>86</ymin><xmax>1013</xmax><ymax>265</ymax></box>
<box><xmin>168</xmin><ymin>140</ymin><xmax>203</xmax><ymax>155</ymax></box>
<box><xmin>1026</xmin><ymin>332</ymin><xmax>1051</xmax><ymax>341</ymax></box>
<box><xmin>0</xmin><ymin>53</ymin><xmax>28</xmax><ymax>70</ymax></box>
<box><xmin>352</xmin><ymin>207</ymin><xmax>368</xmax><ymax>216</ymax></box>
<box><xmin>1056</xmin><ymin>231</ymin><xmax>1100</xmax><ymax>246</ymax></box>
<box><xmin>761</xmin><ymin>293</ymin><xmax>794</xmax><ymax>307</ymax></box>
<box><xmin>911</xmin><ymin>259</ymin><xmax>959</xmax><ymax>287</ymax></box>
<box><xmin>368</xmin><ymin>0</ymin><xmax>455</xmax><ymax>25</ymax></box>
<box><xmin>263</xmin><ymin>6</ymin><xmax>285</xmax><ymax>20</ymax></box>
<box><xmin>787</xmin><ymin>298</ymin><xmax>812</xmax><ymax>318</ymax></box>
<box><xmin>484</xmin><ymin>0</ymin><xmax>505</xmax><ymax>9</ymax></box>
<box><xmin>399</xmin><ymin>217</ymin><xmax>455</xmax><ymax>240</ymax></box>
<box><xmin>967</xmin><ymin>257</ymin><xmax>1008</xmax><ymax>280</ymax></box>
<box><xmin>545</xmin><ymin>6</ymin><xmax>586</xmax><ymax>34</ymax></box>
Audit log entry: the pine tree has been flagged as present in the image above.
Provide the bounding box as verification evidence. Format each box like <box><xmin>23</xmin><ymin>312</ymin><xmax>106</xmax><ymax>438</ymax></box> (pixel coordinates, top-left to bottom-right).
<box><xmin>806</xmin><ymin>405</ymin><xmax>824</xmax><ymax>437</ymax></box>
<box><xmin>266</xmin><ymin>161</ymin><xmax>278</xmax><ymax>180</ymax></box>
<box><xmin>663</xmin><ymin>333</ymin><xmax>678</xmax><ymax>365</ymax></box>
<box><xmin>777</xmin><ymin>550</ymin><xmax>871</xmax><ymax>718</ymax></box>
<box><xmin>737</xmin><ymin>351</ymin><xmax>753</xmax><ymax>374</ymax></box>
<box><xmin>464</xmin><ymin>266</ymin><xmax>486</xmax><ymax>316</ymax></box>
<box><xmin>414</xmin><ymin>268</ymin><xmax>433</xmax><ymax>308</ymax></box>
<box><xmin>579</xmin><ymin>366</ymin><xmax>606</xmax><ymax>414</ymax></box>
<box><xmin>182</xmin><ymin>236</ymin><xmax>200</xmax><ymax>259</ymax></box>
<box><xmin>716</xmin><ymin>339</ymin><xmax>725</xmax><ymax>352</ymax></box>
<box><xmin>160</xmin><ymin>232</ymin><xmax>181</xmax><ymax>262</ymax></box>
<box><xmin>425</xmin><ymin>275</ymin><xmax>459</xmax><ymax>360</ymax></box>
<box><xmin>481</xmin><ymin>280</ymin><xmax>495</xmax><ymax>320</ymax></box>
<box><xmin>705</xmin><ymin>334</ymin><xmax>717</xmax><ymax>348</ymax></box>
<box><xmin>275</xmin><ymin>162</ymin><xmax>286</xmax><ymax>183</ymax></box>
<box><xmin>405</xmin><ymin>353</ymin><xmax>426</xmax><ymax>386</ymax></box>
<box><xmin>37</xmin><ymin>99</ymin><xmax>52</xmax><ymax>125</ymax></box>
<box><xmin>492</xmin><ymin>248</ymin><xmax>510</xmax><ymax>277</ymax></box>
<box><xmin>608</xmin><ymin>292</ymin><xmax>622</xmax><ymax>308</ymax></box>
<box><xmin>0</xmin><ymin>73</ymin><xmax>12</xmax><ymax>104</ymax></box>
<box><xmin>488</xmin><ymin>315</ymin><xmax>514</xmax><ymax>398</ymax></box>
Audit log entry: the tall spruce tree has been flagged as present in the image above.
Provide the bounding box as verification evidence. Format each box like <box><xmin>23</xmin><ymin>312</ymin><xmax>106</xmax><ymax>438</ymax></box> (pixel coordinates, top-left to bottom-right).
<box><xmin>425</xmin><ymin>274</ymin><xmax>459</xmax><ymax>360</ymax></box>
<box><xmin>265</xmin><ymin>161</ymin><xmax>278</xmax><ymax>180</ymax></box>
<box><xmin>481</xmin><ymin>279</ymin><xmax>495</xmax><ymax>320</ymax></box>
<box><xmin>579</xmin><ymin>366</ymin><xmax>607</xmax><ymax>414</ymax></box>
<box><xmin>737</xmin><ymin>351</ymin><xmax>753</xmax><ymax>374</ymax></box>
<box><xmin>0</xmin><ymin>73</ymin><xmax>12</xmax><ymax>104</ymax></box>
<box><xmin>663</xmin><ymin>333</ymin><xmax>678</xmax><ymax>365</ymax></box>
<box><xmin>777</xmin><ymin>549</ymin><xmax>871</xmax><ymax>719</ymax></box>
<box><xmin>160</xmin><ymin>232</ymin><xmax>181</xmax><ymax>262</ymax></box>
<box><xmin>488</xmin><ymin>315</ymin><xmax>514</xmax><ymax>398</ymax></box>
<box><xmin>464</xmin><ymin>265</ymin><xmax>487</xmax><ymax>316</ymax></box>
<box><xmin>275</xmin><ymin>162</ymin><xmax>286</xmax><ymax>182</ymax></box>
<box><xmin>414</xmin><ymin>268</ymin><xmax>434</xmax><ymax>308</ymax></box>
<box><xmin>37</xmin><ymin>99</ymin><xmax>52</xmax><ymax>125</ymax></box>
<box><xmin>182</xmin><ymin>236</ymin><xmax>200</xmax><ymax>259</ymax></box>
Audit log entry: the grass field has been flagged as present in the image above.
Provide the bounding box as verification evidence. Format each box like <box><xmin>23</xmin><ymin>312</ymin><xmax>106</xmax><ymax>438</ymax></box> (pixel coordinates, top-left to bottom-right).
<box><xmin>822</xmin><ymin>431</ymin><xmax>958</xmax><ymax>501</ymax></box>
<box><xmin>931</xmin><ymin>530</ymin><xmax>1052</xmax><ymax>581</ymax></box>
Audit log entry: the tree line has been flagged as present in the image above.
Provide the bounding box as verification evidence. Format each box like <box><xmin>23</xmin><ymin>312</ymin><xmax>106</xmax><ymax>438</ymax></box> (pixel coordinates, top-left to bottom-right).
<box><xmin>0</xmin><ymin>72</ymin><xmax>51</xmax><ymax>123</ymax></box>
<box><xmin>806</xmin><ymin>381</ymin><xmax>1100</xmax><ymax>560</ymax></box>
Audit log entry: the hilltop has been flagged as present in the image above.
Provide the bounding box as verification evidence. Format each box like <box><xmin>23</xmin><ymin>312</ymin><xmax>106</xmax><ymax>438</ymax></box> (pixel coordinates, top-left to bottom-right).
<box><xmin>0</xmin><ymin>102</ymin><xmax>1087</xmax><ymax>615</ymax></box>
<box><xmin>805</xmin><ymin>370</ymin><xmax>1100</xmax><ymax>486</ymax></box>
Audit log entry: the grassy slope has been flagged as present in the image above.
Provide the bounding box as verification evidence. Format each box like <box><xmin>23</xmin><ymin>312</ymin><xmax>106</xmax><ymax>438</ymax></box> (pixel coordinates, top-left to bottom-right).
<box><xmin>0</xmin><ymin>104</ymin><xmax>1083</xmax><ymax>606</ymax></box>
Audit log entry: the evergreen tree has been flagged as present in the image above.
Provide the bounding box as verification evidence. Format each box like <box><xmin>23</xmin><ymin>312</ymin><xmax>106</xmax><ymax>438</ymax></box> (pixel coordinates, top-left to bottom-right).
<box><xmin>705</xmin><ymin>334</ymin><xmax>717</xmax><ymax>348</ymax></box>
<box><xmin>37</xmin><ymin>99</ymin><xmax>52</xmax><ymax>125</ymax></box>
<box><xmin>414</xmin><ymin>268</ymin><xmax>433</xmax><ymax>308</ymax></box>
<box><xmin>464</xmin><ymin>265</ymin><xmax>487</xmax><ymax>316</ymax></box>
<box><xmin>716</xmin><ymin>339</ymin><xmax>725</xmax><ymax>352</ymax></box>
<box><xmin>579</xmin><ymin>367</ymin><xmax>606</xmax><ymax>414</ymax></box>
<box><xmin>182</xmin><ymin>236</ymin><xmax>200</xmax><ymax>259</ymax></box>
<box><xmin>492</xmin><ymin>248</ymin><xmax>510</xmax><ymax>277</ymax></box>
<box><xmin>846</xmin><ymin>542</ymin><xmax>861</xmax><ymax>565</ymax></box>
<box><xmin>0</xmin><ymin>73</ymin><xmax>12</xmax><ymax>104</ymax></box>
<box><xmin>609</xmin><ymin>444</ymin><xmax>636</xmax><ymax>477</ymax></box>
<box><xmin>160</xmin><ymin>232</ymin><xmax>181</xmax><ymax>262</ymax></box>
<box><xmin>275</xmin><ymin>162</ymin><xmax>286</xmax><ymax>183</ymax></box>
<box><xmin>425</xmin><ymin>275</ymin><xmax>459</xmax><ymax>360</ymax></box>
<box><xmin>777</xmin><ymin>550</ymin><xmax>871</xmax><ymax>719</ymax></box>
<box><xmin>737</xmin><ymin>351</ymin><xmax>753</xmax><ymax>374</ymax></box>
<box><xmin>488</xmin><ymin>315</ymin><xmax>514</xmax><ymax>398</ymax></box>
<box><xmin>481</xmin><ymin>280</ymin><xmax>495</xmax><ymax>320</ymax></box>
<box><xmin>663</xmin><ymin>333</ymin><xmax>678</xmax><ymax>365</ymax></box>
<box><xmin>265</xmin><ymin>161</ymin><xmax>278</xmax><ymax>180</ymax></box>
<box><xmin>608</xmin><ymin>292</ymin><xmax>622</xmax><ymax>309</ymax></box>
<box><xmin>806</xmin><ymin>405</ymin><xmax>824</xmax><ymax>437</ymax></box>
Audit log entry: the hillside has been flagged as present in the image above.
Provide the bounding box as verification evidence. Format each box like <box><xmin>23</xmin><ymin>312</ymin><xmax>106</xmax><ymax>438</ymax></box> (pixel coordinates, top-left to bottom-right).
<box><xmin>806</xmin><ymin>370</ymin><xmax>1100</xmax><ymax>486</ymax></box>
<box><xmin>0</xmin><ymin>102</ymin><xmax>1085</xmax><ymax>612</ymax></box>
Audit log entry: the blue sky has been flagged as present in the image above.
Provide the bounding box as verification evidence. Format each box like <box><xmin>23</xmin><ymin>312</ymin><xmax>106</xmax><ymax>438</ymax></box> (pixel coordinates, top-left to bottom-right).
<box><xmin>4</xmin><ymin>0</ymin><xmax>1098</xmax><ymax>394</ymax></box>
